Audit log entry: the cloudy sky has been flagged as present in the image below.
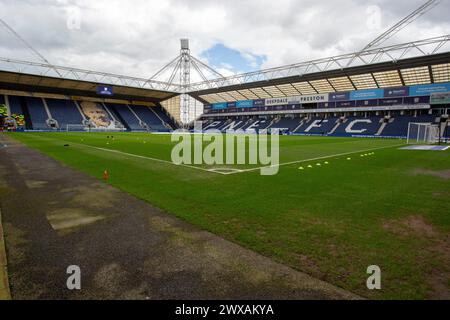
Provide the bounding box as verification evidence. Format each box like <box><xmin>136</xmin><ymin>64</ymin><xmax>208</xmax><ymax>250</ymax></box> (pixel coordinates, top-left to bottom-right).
<box><xmin>0</xmin><ymin>0</ymin><xmax>449</xmax><ymax>82</ymax></box>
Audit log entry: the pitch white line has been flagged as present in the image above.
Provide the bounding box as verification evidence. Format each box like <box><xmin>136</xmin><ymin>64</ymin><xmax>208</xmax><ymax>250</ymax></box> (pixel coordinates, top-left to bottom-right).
<box><xmin>207</xmin><ymin>168</ymin><xmax>244</xmax><ymax>175</ymax></box>
<box><xmin>227</xmin><ymin>143</ymin><xmax>406</xmax><ymax>175</ymax></box>
<box><xmin>21</xmin><ymin>133</ymin><xmax>229</xmax><ymax>175</ymax></box>
<box><xmin>22</xmin><ymin>133</ymin><xmax>405</xmax><ymax>176</ymax></box>
<box><xmin>84</xmin><ymin>145</ymin><xmax>225</xmax><ymax>175</ymax></box>
<box><xmin>86</xmin><ymin>143</ymin><xmax>405</xmax><ymax>176</ymax></box>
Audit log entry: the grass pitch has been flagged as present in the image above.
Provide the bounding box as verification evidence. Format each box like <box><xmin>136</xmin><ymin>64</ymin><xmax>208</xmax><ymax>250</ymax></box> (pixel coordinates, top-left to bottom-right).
<box><xmin>6</xmin><ymin>132</ymin><xmax>450</xmax><ymax>299</ymax></box>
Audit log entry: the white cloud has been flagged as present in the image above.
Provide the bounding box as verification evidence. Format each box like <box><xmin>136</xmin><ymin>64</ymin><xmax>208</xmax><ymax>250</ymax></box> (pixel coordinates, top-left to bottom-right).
<box><xmin>240</xmin><ymin>52</ymin><xmax>261</xmax><ymax>69</ymax></box>
<box><xmin>0</xmin><ymin>0</ymin><xmax>448</xmax><ymax>80</ymax></box>
<box><xmin>216</xmin><ymin>67</ymin><xmax>236</xmax><ymax>77</ymax></box>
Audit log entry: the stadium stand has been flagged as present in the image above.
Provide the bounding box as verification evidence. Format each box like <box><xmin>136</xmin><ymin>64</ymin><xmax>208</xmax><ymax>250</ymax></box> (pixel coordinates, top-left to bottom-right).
<box><xmin>298</xmin><ymin>117</ymin><xmax>339</xmax><ymax>135</ymax></box>
<box><xmin>107</xmin><ymin>103</ymin><xmax>142</xmax><ymax>131</ymax></box>
<box><xmin>241</xmin><ymin>118</ymin><xmax>272</xmax><ymax>131</ymax></box>
<box><xmin>204</xmin><ymin>119</ymin><xmax>229</xmax><ymax>130</ymax></box>
<box><xmin>204</xmin><ymin>113</ymin><xmax>443</xmax><ymax>138</ymax></box>
<box><xmin>200</xmin><ymin>119</ymin><xmax>213</xmax><ymax>128</ymax></box>
<box><xmin>25</xmin><ymin>97</ymin><xmax>49</xmax><ymax>130</ymax></box>
<box><xmin>77</xmin><ymin>102</ymin><xmax>118</xmax><ymax>130</ymax></box>
<box><xmin>5</xmin><ymin>91</ymin><xmax>442</xmax><ymax>137</ymax></box>
<box><xmin>255</xmin><ymin>119</ymin><xmax>274</xmax><ymax>130</ymax></box>
<box><xmin>1</xmin><ymin>53</ymin><xmax>449</xmax><ymax>136</ymax></box>
<box><xmin>101</xmin><ymin>103</ymin><xmax>125</xmax><ymax>129</ymax></box>
<box><xmin>271</xmin><ymin>117</ymin><xmax>303</xmax><ymax>131</ymax></box>
<box><xmin>330</xmin><ymin>117</ymin><xmax>383</xmax><ymax>137</ymax></box>
<box><xmin>382</xmin><ymin>114</ymin><xmax>437</xmax><ymax>138</ymax></box>
<box><xmin>197</xmin><ymin>53</ymin><xmax>450</xmax><ymax>139</ymax></box>
<box><xmin>444</xmin><ymin>122</ymin><xmax>450</xmax><ymax>138</ymax></box>
<box><xmin>46</xmin><ymin>99</ymin><xmax>83</xmax><ymax>129</ymax></box>
<box><xmin>130</xmin><ymin>105</ymin><xmax>168</xmax><ymax>131</ymax></box>
<box><xmin>7</xmin><ymin>96</ymin><xmax>23</xmax><ymax>116</ymax></box>
<box><xmin>202</xmin><ymin>117</ymin><xmax>288</xmax><ymax>132</ymax></box>
<box><xmin>1</xmin><ymin>96</ymin><xmax>168</xmax><ymax>131</ymax></box>
<box><xmin>153</xmin><ymin>105</ymin><xmax>176</xmax><ymax>130</ymax></box>
<box><xmin>291</xmin><ymin>120</ymin><xmax>309</xmax><ymax>133</ymax></box>
<box><xmin>6</xmin><ymin>96</ymin><xmax>28</xmax><ymax>129</ymax></box>
<box><xmin>220</xmin><ymin>119</ymin><xmax>248</xmax><ymax>131</ymax></box>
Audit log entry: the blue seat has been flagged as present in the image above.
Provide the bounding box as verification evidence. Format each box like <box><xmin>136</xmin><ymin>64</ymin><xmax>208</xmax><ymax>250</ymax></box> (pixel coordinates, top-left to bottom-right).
<box><xmin>382</xmin><ymin>115</ymin><xmax>437</xmax><ymax>137</ymax></box>
<box><xmin>297</xmin><ymin>118</ymin><xmax>339</xmax><ymax>135</ymax></box>
<box><xmin>331</xmin><ymin>117</ymin><xmax>382</xmax><ymax>137</ymax></box>
<box><xmin>153</xmin><ymin>106</ymin><xmax>177</xmax><ymax>129</ymax></box>
<box><xmin>108</xmin><ymin>104</ymin><xmax>142</xmax><ymax>131</ymax></box>
<box><xmin>241</xmin><ymin>119</ymin><xmax>271</xmax><ymax>131</ymax></box>
<box><xmin>26</xmin><ymin>97</ymin><xmax>49</xmax><ymax>130</ymax></box>
<box><xmin>130</xmin><ymin>106</ymin><xmax>168</xmax><ymax>131</ymax></box>
<box><xmin>203</xmin><ymin>119</ymin><xmax>228</xmax><ymax>130</ymax></box>
<box><xmin>46</xmin><ymin>99</ymin><xmax>83</xmax><ymax>128</ymax></box>
<box><xmin>272</xmin><ymin>117</ymin><xmax>302</xmax><ymax>131</ymax></box>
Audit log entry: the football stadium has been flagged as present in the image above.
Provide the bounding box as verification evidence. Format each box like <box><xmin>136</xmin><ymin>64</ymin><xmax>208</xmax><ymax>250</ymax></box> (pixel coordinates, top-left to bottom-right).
<box><xmin>0</xmin><ymin>0</ymin><xmax>449</xmax><ymax>306</ymax></box>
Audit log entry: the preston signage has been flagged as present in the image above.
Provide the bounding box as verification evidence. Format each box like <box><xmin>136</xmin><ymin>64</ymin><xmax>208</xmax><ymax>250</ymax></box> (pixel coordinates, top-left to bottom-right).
<box><xmin>265</xmin><ymin>94</ymin><xmax>328</xmax><ymax>106</ymax></box>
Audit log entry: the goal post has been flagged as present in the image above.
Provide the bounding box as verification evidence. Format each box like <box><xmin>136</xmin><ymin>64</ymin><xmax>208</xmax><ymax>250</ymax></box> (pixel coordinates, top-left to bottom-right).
<box><xmin>66</xmin><ymin>124</ymin><xmax>88</xmax><ymax>132</ymax></box>
<box><xmin>65</xmin><ymin>124</ymin><xmax>127</xmax><ymax>132</ymax></box>
<box><xmin>407</xmin><ymin>122</ymin><xmax>440</xmax><ymax>144</ymax></box>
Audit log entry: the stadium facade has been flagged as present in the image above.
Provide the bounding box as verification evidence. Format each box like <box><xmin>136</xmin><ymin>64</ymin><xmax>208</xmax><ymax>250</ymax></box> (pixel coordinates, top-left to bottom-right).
<box><xmin>194</xmin><ymin>52</ymin><xmax>450</xmax><ymax>139</ymax></box>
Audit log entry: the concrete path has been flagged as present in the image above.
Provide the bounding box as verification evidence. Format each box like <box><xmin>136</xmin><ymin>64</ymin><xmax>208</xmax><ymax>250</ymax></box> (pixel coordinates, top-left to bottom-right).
<box><xmin>0</xmin><ymin>134</ymin><xmax>359</xmax><ymax>300</ymax></box>
<box><xmin>0</xmin><ymin>208</ymin><xmax>10</xmax><ymax>300</ymax></box>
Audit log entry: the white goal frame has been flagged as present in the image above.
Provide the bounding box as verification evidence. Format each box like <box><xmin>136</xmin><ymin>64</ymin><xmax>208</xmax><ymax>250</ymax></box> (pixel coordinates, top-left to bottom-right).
<box><xmin>66</xmin><ymin>124</ymin><xmax>88</xmax><ymax>132</ymax></box>
<box><xmin>406</xmin><ymin>122</ymin><xmax>440</xmax><ymax>144</ymax></box>
<box><xmin>65</xmin><ymin>124</ymin><xmax>127</xmax><ymax>132</ymax></box>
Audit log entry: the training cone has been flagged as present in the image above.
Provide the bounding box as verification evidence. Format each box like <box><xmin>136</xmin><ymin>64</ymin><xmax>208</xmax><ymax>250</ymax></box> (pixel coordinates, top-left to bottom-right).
<box><xmin>103</xmin><ymin>170</ymin><xmax>109</xmax><ymax>181</ymax></box>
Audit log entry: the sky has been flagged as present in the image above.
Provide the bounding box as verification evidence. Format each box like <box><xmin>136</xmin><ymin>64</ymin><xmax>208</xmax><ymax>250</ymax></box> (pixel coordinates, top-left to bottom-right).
<box><xmin>0</xmin><ymin>0</ymin><xmax>449</xmax><ymax>83</ymax></box>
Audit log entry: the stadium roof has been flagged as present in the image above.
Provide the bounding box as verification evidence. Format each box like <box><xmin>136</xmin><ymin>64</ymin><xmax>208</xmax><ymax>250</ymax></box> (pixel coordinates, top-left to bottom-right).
<box><xmin>192</xmin><ymin>52</ymin><xmax>450</xmax><ymax>104</ymax></box>
<box><xmin>187</xmin><ymin>35</ymin><xmax>450</xmax><ymax>104</ymax></box>
<box><xmin>0</xmin><ymin>35</ymin><xmax>449</xmax><ymax>105</ymax></box>
<box><xmin>0</xmin><ymin>68</ymin><xmax>178</xmax><ymax>103</ymax></box>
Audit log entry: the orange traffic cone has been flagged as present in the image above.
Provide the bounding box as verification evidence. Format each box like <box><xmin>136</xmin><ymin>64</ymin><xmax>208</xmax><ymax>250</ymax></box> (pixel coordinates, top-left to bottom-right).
<box><xmin>103</xmin><ymin>169</ymin><xmax>109</xmax><ymax>181</ymax></box>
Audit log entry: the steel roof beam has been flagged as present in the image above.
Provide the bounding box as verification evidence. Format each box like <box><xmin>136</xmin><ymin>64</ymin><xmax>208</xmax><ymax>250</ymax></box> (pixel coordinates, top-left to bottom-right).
<box><xmin>0</xmin><ymin>56</ymin><xmax>182</xmax><ymax>92</ymax></box>
<box><xmin>187</xmin><ymin>35</ymin><xmax>450</xmax><ymax>93</ymax></box>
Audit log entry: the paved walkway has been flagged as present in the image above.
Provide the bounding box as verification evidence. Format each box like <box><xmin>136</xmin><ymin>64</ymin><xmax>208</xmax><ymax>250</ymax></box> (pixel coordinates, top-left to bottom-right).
<box><xmin>0</xmin><ymin>134</ymin><xmax>359</xmax><ymax>300</ymax></box>
<box><xmin>0</xmin><ymin>208</ymin><xmax>11</xmax><ymax>300</ymax></box>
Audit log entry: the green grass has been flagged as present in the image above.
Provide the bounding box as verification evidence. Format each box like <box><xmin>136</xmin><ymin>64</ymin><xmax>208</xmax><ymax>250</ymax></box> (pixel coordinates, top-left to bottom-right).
<box><xmin>6</xmin><ymin>132</ymin><xmax>450</xmax><ymax>299</ymax></box>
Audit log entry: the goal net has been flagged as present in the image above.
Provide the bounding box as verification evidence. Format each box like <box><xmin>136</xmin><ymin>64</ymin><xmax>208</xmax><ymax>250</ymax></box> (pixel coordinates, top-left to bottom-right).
<box><xmin>66</xmin><ymin>124</ymin><xmax>87</xmax><ymax>132</ymax></box>
<box><xmin>66</xmin><ymin>124</ymin><xmax>127</xmax><ymax>132</ymax></box>
<box><xmin>407</xmin><ymin>122</ymin><xmax>440</xmax><ymax>144</ymax></box>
